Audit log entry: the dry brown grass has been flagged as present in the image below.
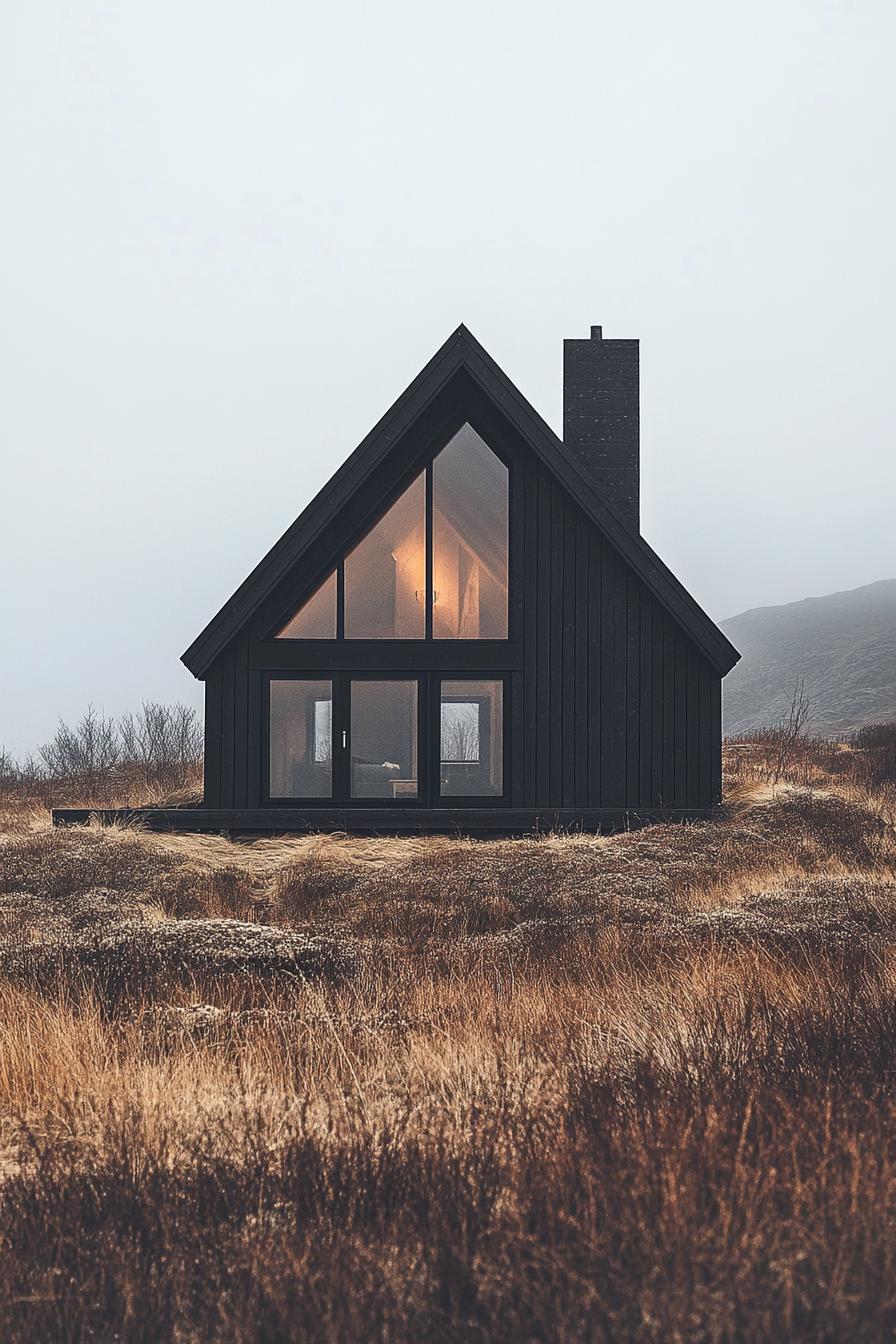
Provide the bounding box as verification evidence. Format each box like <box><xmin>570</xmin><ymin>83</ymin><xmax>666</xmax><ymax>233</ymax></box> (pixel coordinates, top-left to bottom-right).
<box><xmin>0</xmin><ymin>738</ymin><xmax>895</xmax><ymax>1340</ymax></box>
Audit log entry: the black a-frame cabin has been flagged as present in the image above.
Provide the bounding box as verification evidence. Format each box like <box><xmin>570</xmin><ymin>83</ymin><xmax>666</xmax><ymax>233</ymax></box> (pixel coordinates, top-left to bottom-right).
<box><xmin>59</xmin><ymin>325</ymin><xmax>740</xmax><ymax>834</ymax></box>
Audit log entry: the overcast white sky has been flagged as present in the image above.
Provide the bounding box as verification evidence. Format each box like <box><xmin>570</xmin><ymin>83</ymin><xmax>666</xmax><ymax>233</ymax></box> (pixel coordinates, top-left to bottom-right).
<box><xmin>2</xmin><ymin>1</ymin><xmax>894</xmax><ymax>755</ymax></box>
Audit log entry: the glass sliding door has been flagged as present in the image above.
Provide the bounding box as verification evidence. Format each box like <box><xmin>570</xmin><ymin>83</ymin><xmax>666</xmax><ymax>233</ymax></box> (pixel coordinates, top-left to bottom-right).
<box><xmin>349</xmin><ymin>680</ymin><xmax>419</xmax><ymax>799</ymax></box>
<box><xmin>269</xmin><ymin>679</ymin><xmax>334</xmax><ymax>798</ymax></box>
<box><xmin>439</xmin><ymin>679</ymin><xmax>504</xmax><ymax>798</ymax></box>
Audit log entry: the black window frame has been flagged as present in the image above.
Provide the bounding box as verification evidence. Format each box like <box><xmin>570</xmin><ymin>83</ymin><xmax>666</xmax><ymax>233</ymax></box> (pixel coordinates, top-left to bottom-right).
<box><xmin>435</xmin><ymin>676</ymin><xmax>509</xmax><ymax>804</ymax></box>
<box><xmin>266</xmin><ymin>418</ymin><xmax>513</xmax><ymax>646</ymax></box>
<box><xmin>344</xmin><ymin>673</ymin><xmax>423</xmax><ymax>804</ymax></box>
<box><xmin>265</xmin><ymin>672</ymin><xmax>424</xmax><ymax>807</ymax></box>
<box><xmin>263</xmin><ymin>671</ymin><xmax>510</xmax><ymax>807</ymax></box>
<box><xmin>265</xmin><ymin>675</ymin><xmax>336</xmax><ymax>802</ymax></box>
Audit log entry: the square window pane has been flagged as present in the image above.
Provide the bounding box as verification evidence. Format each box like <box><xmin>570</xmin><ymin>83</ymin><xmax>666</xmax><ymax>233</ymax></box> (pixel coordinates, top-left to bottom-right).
<box><xmin>440</xmin><ymin>680</ymin><xmax>503</xmax><ymax>796</ymax></box>
<box><xmin>269</xmin><ymin>680</ymin><xmax>332</xmax><ymax>798</ymax></box>
<box><xmin>351</xmin><ymin>680</ymin><xmax>418</xmax><ymax>799</ymax></box>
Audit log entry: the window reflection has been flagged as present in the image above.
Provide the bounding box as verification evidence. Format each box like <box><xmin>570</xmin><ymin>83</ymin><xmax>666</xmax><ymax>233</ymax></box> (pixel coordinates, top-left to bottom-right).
<box><xmin>440</xmin><ymin>679</ymin><xmax>503</xmax><ymax>796</ymax></box>
<box><xmin>433</xmin><ymin>425</ymin><xmax>508</xmax><ymax>638</ymax></box>
<box><xmin>269</xmin><ymin>680</ymin><xmax>333</xmax><ymax>797</ymax></box>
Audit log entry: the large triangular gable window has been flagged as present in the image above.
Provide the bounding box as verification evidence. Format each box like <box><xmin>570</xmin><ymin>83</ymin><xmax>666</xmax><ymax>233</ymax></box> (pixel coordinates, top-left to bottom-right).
<box><xmin>275</xmin><ymin>424</ymin><xmax>508</xmax><ymax>640</ymax></box>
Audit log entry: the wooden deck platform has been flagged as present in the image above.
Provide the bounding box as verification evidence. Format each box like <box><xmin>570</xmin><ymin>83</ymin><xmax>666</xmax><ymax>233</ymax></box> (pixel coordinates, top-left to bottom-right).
<box><xmin>52</xmin><ymin>806</ymin><xmax>717</xmax><ymax>836</ymax></box>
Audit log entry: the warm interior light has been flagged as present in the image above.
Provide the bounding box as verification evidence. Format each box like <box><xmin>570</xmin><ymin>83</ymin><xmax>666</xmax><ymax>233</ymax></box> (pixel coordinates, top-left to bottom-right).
<box><xmin>415</xmin><ymin>590</ymin><xmax>439</xmax><ymax>604</ymax></box>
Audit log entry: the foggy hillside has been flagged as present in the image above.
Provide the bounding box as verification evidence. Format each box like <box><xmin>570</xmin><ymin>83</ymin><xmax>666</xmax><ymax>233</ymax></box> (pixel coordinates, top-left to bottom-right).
<box><xmin>721</xmin><ymin>579</ymin><xmax>896</xmax><ymax>736</ymax></box>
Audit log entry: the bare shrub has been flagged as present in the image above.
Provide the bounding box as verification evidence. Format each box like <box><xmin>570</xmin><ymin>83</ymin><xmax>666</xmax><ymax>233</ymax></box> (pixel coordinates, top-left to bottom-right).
<box><xmin>118</xmin><ymin>702</ymin><xmax>203</xmax><ymax>792</ymax></box>
<box><xmin>742</xmin><ymin>677</ymin><xmax>815</xmax><ymax>784</ymax></box>
<box><xmin>726</xmin><ymin>719</ymin><xmax>896</xmax><ymax>806</ymax></box>
<box><xmin>0</xmin><ymin>746</ymin><xmax>19</xmax><ymax>789</ymax></box>
<box><xmin>4</xmin><ymin>702</ymin><xmax>203</xmax><ymax>810</ymax></box>
<box><xmin>39</xmin><ymin>705</ymin><xmax>121</xmax><ymax>788</ymax></box>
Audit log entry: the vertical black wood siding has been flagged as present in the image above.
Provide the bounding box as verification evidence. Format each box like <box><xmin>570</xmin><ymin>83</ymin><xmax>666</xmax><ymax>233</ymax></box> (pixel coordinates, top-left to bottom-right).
<box><xmin>516</xmin><ymin>458</ymin><xmax>720</xmax><ymax>811</ymax></box>
<box><xmin>205</xmin><ymin>454</ymin><xmax>722</xmax><ymax>813</ymax></box>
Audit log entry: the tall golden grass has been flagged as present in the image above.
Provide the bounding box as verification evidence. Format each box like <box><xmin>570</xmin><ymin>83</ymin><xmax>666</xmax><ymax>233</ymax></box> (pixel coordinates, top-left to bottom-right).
<box><xmin>0</xmin><ymin>736</ymin><xmax>895</xmax><ymax>1341</ymax></box>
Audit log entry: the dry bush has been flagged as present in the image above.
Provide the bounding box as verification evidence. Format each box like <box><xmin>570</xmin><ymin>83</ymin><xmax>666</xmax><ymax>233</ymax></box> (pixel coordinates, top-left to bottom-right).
<box><xmin>726</xmin><ymin>719</ymin><xmax>896</xmax><ymax>802</ymax></box>
<box><xmin>0</xmin><ymin>702</ymin><xmax>203</xmax><ymax>811</ymax></box>
<box><xmin>0</xmin><ymin>921</ymin><xmax>361</xmax><ymax>1017</ymax></box>
<box><xmin>0</xmin><ymin>825</ymin><xmax>252</xmax><ymax>921</ymax></box>
<box><xmin>274</xmin><ymin>841</ymin><xmax>364</xmax><ymax>925</ymax></box>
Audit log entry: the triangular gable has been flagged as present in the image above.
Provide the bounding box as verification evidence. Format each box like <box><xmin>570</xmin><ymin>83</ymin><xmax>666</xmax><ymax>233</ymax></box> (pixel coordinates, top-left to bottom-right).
<box><xmin>181</xmin><ymin>326</ymin><xmax>740</xmax><ymax>677</ymax></box>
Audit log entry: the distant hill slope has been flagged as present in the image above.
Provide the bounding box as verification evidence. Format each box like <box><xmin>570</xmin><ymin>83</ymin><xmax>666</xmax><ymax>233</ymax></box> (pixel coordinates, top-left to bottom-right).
<box><xmin>720</xmin><ymin>579</ymin><xmax>896</xmax><ymax>736</ymax></box>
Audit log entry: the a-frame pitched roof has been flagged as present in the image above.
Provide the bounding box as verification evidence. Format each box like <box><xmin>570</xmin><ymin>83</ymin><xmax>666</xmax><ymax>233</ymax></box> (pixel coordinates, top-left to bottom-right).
<box><xmin>182</xmin><ymin>325</ymin><xmax>740</xmax><ymax>677</ymax></box>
